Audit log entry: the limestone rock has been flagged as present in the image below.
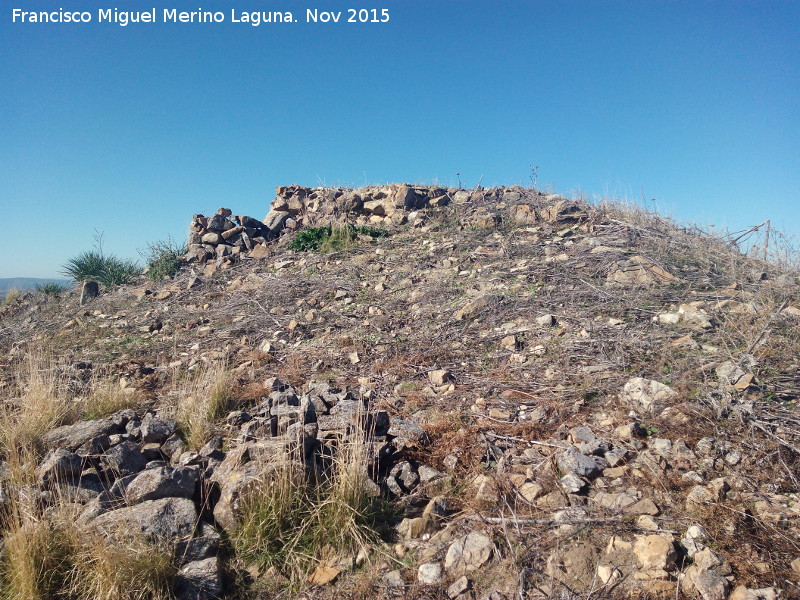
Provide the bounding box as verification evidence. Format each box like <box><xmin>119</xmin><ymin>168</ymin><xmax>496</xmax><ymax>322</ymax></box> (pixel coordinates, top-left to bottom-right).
<box><xmin>428</xmin><ymin>369</ymin><xmax>454</xmax><ymax>385</ymax></box>
<box><xmin>633</xmin><ymin>534</ymin><xmax>676</xmax><ymax>571</ymax></box>
<box><xmin>728</xmin><ymin>587</ymin><xmax>779</xmax><ymax>600</ymax></box>
<box><xmin>607</xmin><ymin>256</ymin><xmax>677</xmax><ymax>286</ymax></box>
<box><xmin>620</xmin><ymin>377</ymin><xmax>677</xmax><ymax>413</ymax></box>
<box><xmin>444</xmin><ymin>532</ymin><xmax>494</xmax><ymax>575</ymax></box>
<box><xmin>417</xmin><ymin>562</ymin><xmax>443</xmax><ymax>585</ymax></box>
<box><xmin>447</xmin><ymin>576</ymin><xmax>472</xmax><ymax>598</ymax></box>
<box><xmin>454</xmin><ymin>295</ymin><xmax>492</xmax><ymax>320</ymax></box>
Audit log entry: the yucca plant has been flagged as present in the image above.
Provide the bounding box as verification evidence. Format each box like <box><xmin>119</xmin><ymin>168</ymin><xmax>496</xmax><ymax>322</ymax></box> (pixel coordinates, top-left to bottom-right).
<box><xmin>61</xmin><ymin>231</ymin><xmax>140</xmax><ymax>288</ymax></box>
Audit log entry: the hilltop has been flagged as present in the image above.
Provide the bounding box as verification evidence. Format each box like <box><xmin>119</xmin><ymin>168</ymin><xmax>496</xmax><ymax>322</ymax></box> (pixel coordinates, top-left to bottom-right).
<box><xmin>1</xmin><ymin>185</ymin><xmax>799</xmax><ymax>600</ymax></box>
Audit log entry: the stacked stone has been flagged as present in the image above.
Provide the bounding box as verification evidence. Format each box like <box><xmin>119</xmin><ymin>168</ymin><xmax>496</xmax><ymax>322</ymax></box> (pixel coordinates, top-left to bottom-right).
<box><xmin>187</xmin><ymin>207</ymin><xmax>279</xmax><ymax>265</ymax></box>
<box><xmin>263</xmin><ymin>183</ymin><xmax>582</xmax><ymax>232</ymax></box>
<box><xmin>187</xmin><ymin>185</ymin><xmax>585</xmax><ymax>267</ymax></box>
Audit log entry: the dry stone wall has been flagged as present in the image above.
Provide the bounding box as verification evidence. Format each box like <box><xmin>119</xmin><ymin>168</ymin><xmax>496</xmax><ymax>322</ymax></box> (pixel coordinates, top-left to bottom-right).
<box><xmin>187</xmin><ymin>183</ymin><xmax>586</xmax><ymax>272</ymax></box>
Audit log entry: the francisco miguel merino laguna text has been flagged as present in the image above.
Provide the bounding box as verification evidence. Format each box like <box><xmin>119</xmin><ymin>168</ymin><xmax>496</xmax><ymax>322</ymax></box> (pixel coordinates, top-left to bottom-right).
<box><xmin>11</xmin><ymin>7</ymin><xmax>391</xmax><ymax>26</ymax></box>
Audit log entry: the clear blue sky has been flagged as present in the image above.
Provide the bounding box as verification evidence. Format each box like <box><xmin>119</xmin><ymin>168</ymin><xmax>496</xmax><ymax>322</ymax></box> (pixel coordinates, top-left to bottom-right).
<box><xmin>2</xmin><ymin>1</ymin><xmax>798</xmax><ymax>278</ymax></box>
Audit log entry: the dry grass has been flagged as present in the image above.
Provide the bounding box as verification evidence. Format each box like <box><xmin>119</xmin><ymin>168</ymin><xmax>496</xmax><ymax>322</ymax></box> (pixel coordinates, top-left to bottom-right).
<box><xmin>231</xmin><ymin>420</ymin><xmax>382</xmax><ymax>591</ymax></box>
<box><xmin>81</xmin><ymin>372</ymin><xmax>142</xmax><ymax>420</ymax></box>
<box><xmin>0</xmin><ymin>496</ymin><xmax>175</xmax><ymax>600</ymax></box>
<box><xmin>0</xmin><ymin>505</ymin><xmax>76</xmax><ymax>600</ymax></box>
<box><xmin>67</xmin><ymin>531</ymin><xmax>175</xmax><ymax>600</ymax></box>
<box><xmin>175</xmin><ymin>360</ymin><xmax>234</xmax><ymax>450</ymax></box>
<box><xmin>0</xmin><ymin>351</ymin><xmax>75</xmax><ymax>462</ymax></box>
<box><xmin>2</xmin><ymin>288</ymin><xmax>22</xmax><ymax>306</ymax></box>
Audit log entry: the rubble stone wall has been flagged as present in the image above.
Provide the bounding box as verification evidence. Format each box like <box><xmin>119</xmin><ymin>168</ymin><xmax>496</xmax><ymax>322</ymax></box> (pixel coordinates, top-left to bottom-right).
<box><xmin>187</xmin><ymin>183</ymin><xmax>585</xmax><ymax>271</ymax></box>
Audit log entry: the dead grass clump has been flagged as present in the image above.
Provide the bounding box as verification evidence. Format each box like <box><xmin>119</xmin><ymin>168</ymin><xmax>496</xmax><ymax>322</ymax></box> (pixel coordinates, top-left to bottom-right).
<box><xmin>67</xmin><ymin>531</ymin><xmax>175</xmax><ymax>600</ymax></box>
<box><xmin>0</xmin><ymin>507</ymin><xmax>76</xmax><ymax>600</ymax></box>
<box><xmin>0</xmin><ymin>496</ymin><xmax>176</xmax><ymax>600</ymax></box>
<box><xmin>81</xmin><ymin>372</ymin><xmax>142</xmax><ymax>420</ymax></box>
<box><xmin>0</xmin><ymin>352</ymin><xmax>75</xmax><ymax>462</ymax></box>
<box><xmin>176</xmin><ymin>360</ymin><xmax>234</xmax><ymax>450</ymax></box>
<box><xmin>232</xmin><ymin>424</ymin><xmax>382</xmax><ymax>591</ymax></box>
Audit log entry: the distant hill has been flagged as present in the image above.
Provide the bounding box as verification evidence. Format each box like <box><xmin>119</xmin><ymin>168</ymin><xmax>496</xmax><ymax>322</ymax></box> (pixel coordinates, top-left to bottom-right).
<box><xmin>0</xmin><ymin>277</ymin><xmax>71</xmax><ymax>299</ymax></box>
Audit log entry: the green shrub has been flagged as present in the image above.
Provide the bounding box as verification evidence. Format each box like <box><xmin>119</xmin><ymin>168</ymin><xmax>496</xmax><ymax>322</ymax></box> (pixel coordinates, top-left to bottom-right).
<box><xmin>61</xmin><ymin>251</ymin><xmax>139</xmax><ymax>288</ymax></box>
<box><xmin>289</xmin><ymin>224</ymin><xmax>388</xmax><ymax>252</ymax></box>
<box><xmin>34</xmin><ymin>282</ymin><xmax>68</xmax><ymax>296</ymax></box>
<box><xmin>141</xmin><ymin>238</ymin><xmax>186</xmax><ymax>281</ymax></box>
<box><xmin>61</xmin><ymin>232</ymin><xmax>140</xmax><ymax>289</ymax></box>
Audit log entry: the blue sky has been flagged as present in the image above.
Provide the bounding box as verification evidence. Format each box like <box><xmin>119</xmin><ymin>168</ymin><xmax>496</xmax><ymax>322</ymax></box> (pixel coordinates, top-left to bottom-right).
<box><xmin>2</xmin><ymin>1</ymin><xmax>798</xmax><ymax>278</ymax></box>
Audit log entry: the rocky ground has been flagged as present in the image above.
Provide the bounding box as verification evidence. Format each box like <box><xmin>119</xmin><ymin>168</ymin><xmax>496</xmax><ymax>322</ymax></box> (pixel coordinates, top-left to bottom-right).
<box><xmin>1</xmin><ymin>185</ymin><xmax>799</xmax><ymax>600</ymax></box>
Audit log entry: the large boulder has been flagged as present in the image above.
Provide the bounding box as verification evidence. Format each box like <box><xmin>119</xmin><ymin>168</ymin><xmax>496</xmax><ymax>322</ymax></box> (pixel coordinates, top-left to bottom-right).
<box><xmin>89</xmin><ymin>497</ymin><xmax>198</xmax><ymax>544</ymax></box>
<box><xmin>123</xmin><ymin>466</ymin><xmax>199</xmax><ymax>504</ymax></box>
<box><xmin>41</xmin><ymin>418</ymin><xmax>121</xmax><ymax>452</ymax></box>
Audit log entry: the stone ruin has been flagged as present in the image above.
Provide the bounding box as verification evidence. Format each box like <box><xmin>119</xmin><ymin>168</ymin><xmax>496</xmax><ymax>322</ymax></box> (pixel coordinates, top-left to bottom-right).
<box><xmin>186</xmin><ymin>183</ymin><xmax>587</xmax><ymax>273</ymax></box>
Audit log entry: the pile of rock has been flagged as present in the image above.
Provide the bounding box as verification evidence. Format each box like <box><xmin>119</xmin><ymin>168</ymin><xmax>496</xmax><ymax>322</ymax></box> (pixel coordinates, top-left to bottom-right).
<box><xmin>186</xmin><ymin>184</ymin><xmax>590</xmax><ymax>272</ymax></box>
<box><xmin>187</xmin><ymin>207</ymin><xmax>280</xmax><ymax>267</ymax></box>
<box><xmin>24</xmin><ymin>378</ymin><xmax>440</xmax><ymax>599</ymax></box>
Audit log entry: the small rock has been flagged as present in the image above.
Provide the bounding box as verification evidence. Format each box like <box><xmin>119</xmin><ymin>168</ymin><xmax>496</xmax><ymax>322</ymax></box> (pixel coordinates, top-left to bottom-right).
<box><xmin>174</xmin><ymin>557</ymin><xmax>223</xmax><ymax>600</ymax></box>
<box><xmin>728</xmin><ymin>586</ymin><xmax>779</xmax><ymax>600</ymax></box>
<box><xmin>37</xmin><ymin>448</ymin><xmax>84</xmax><ymax>486</ymax></box>
<box><xmin>633</xmin><ymin>534</ymin><xmax>676</xmax><ymax>571</ymax></box>
<box><xmin>620</xmin><ymin>378</ymin><xmax>677</xmax><ymax>413</ymax></box>
<box><xmin>103</xmin><ymin>441</ymin><xmax>148</xmax><ymax>476</ymax></box>
<box><xmin>417</xmin><ymin>562</ymin><xmax>443</xmax><ymax>585</ymax></box>
<box><xmin>536</xmin><ymin>314</ymin><xmax>556</xmax><ymax>327</ymax></box>
<box><xmin>447</xmin><ymin>576</ymin><xmax>471</xmax><ymax>598</ymax></box>
<box><xmin>140</xmin><ymin>414</ymin><xmax>178</xmax><ymax>444</ymax></box>
<box><xmin>556</xmin><ymin>447</ymin><xmax>600</xmax><ymax>478</ymax></box>
<box><xmin>79</xmin><ymin>279</ymin><xmax>100</xmax><ymax>305</ymax></box>
<box><xmin>444</xmin><ymin>532</ymin><xmax>494</xmax><ymax>575</ymax></box>
<box><xmin>428</xmin><ymin>369</ymin><xmax>454</xmax><ymax>385</ymax></box>
<box><xmin>124</xmin><ymin>466</ymin><xmax>198</xmax><ymax>504</ymax></box>
<box><xmin>382</xmin><ymin>570</ymin><xmax>404</xmax><ymax>589</ymax></box>
<box><xmin>560</xmin><ymin>473</ymin><xmax>586</xmax><ymax>494</ymax></box>
<box><xmin>625</xmin><ymin>498</ymin><xmax>660</xmax><ymax>516</ymax></box>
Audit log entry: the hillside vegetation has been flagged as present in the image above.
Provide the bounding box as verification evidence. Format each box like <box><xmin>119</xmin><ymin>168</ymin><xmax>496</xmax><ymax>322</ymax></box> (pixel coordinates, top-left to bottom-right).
<box><xmin>0</xmin><ymin>186</ymin><xmax>798</xmax><ymax>600</ymax></box>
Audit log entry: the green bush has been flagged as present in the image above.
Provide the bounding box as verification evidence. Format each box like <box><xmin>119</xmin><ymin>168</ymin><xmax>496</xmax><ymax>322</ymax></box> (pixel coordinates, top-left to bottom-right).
<box><xmin>34</xmin><ymin>282</ymin><xmax>68</xmax><ymax>296</ymax></box>
<box><xmin>141</xmin><ymin>238</ymin><xmax>186</xmax><ymax>281</ymax></box>
<box><xmin>289</xmin><ymin>224</ymin><xmax>388</xmax><ymax>252</ymax></box>
<box><xmin>61</xmin><ymin>252</ymin><xmax>140</xmax><ymax>288</ymax></box>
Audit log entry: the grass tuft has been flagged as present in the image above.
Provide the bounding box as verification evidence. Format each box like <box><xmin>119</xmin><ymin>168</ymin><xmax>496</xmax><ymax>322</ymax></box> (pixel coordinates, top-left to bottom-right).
<box><xmin>2</xmin><ymin>288</ymin><xmax>22</xmax><ymax>306</ymax></box>
<box><xmin>141</xmin><ymin>237</ymin><xmax>187</xmax><ymax>281</ymax></box>
<box><xmin>81</xmin><ymin>374</ymin><xmax>142</xmax><ymax>420</ymax></box>
<box><xmin>290</xmin><ymin>224</ymin><xmax>388</xmax><ymax>252</ymax></box>
<box><xmin>0</xmin><ymin>352</ymin><xmax>75</xmax><ymax>464</ymax></box>
<box><xmin>176</xmin><ymin>361</ymin><xmax>234</xmax><ymax>450</ymax></box>
<box><xmin>67</xmin><ymin>531</ymin><xmax>176</xmax><ymax>600</ymax></box>
<box><xmin>61</xmin><ymin>250</ymin><xmax>140</xmax><ymax>288</ymax></box>
<box><xmin>231</xmin><ymin>418</ymin><xmax>384</xmax><ymax>590</ymax></box>
<box><xmin>34</xmin><ymin>282</ymin><xmax>69</xmax><ymax>297</ymax></box>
